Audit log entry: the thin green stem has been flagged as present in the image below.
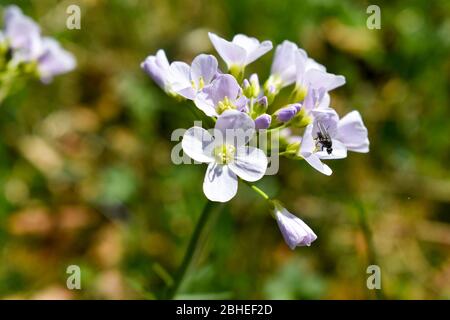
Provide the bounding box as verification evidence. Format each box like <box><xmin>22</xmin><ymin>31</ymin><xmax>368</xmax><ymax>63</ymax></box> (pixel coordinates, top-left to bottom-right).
<box><xmin>164</xmin><ymin>200</ymin><xmax>216</xmax><ymax>299</ymax></box>
<box><xmin>243</xmin><ymin>180</ymin><xmax>270</xmax><ymax>201</ymax></box>
<box><xmin>356</xmin><ymin>203</ymin><xmax>386</xmax><ymax>300</ymax></box>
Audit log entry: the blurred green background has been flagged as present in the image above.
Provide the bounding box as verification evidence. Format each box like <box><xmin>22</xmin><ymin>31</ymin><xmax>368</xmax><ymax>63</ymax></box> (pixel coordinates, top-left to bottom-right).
<box><xmin>0</xmin><ymin>0</ymin><xmax>449</xmax><ymax>299</ymax></box>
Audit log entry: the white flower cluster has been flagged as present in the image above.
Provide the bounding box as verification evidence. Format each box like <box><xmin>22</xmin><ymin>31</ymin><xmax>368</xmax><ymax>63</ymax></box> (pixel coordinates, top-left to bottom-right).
<box><xmin>142</xmin><ymin>32</ymin><xmax>370</xmax><ymax>249</ymax></box>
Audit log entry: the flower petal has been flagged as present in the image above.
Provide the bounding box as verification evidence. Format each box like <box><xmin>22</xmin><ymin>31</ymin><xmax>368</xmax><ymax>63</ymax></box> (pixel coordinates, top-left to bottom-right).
<box><xmin>305</xmin><ymin>57</ymin><xmax>326</xmax><ymax>72</ymax></box>
<box><xmin>190</xmin><ymin>54</ymin><xmax>218</xmax><ymax>87</ymax></box>
<box><xmin>316</xmin><ymin>139</ymin><xmax>347</xmax><ymax>160</ymax></box>
<box><xmin>337</xmin><ymin>111</ymin><xmax>369</xmax><ymax>153</ymax></box>
<box><xmin>305</xmin><ymin>68</ymin><xmax>346</xmax><ymax>92</ymax></box>
<box><xmin>169</xmin><ymin>61</ymin><xmax>191</xmax><ymax>91</ymax></box>
<box><xmin>229</xmin><ymin>146</ymin><xmax>267</xmax><ymax>182</ymax></box>
<box><xmin>203</xmin><ymin>163</ymin><xmax>238</xmax><ymax>202</ymax></box>
<box><xmin>311</xmin><ymin>107</ymin><xmax>339</xmax><ymax>138</ymax></box>
<box><xmin>214</xmin><ymin>110</ymin><xmax>255</xmax><ymax>147</ymax></box>
<box><xmin>203</xmin><ymin>74</ymin><xmax>241</xmax><ymax>105</ymax></box>
<box><xmin>299</xmin><ymin>124</ymin><xmax>315</xmax><ymax>157</ymax></box>
<box><xmin>300</xmin><ymin>125</ymin><xmax>332</xmax><ymax>176</ymax></box>
<box><xmin>182</xmin><ymin>127</ymin><xmax>215</xmax><ymax>163</ymax></box>
<box><xmin>37</xmin><ymin>37</ymin><xmax>76</xmax><ymax>83</ymax></box>
<box><xmin>4</xmin><ymin>5</ymin><xmax>42</xmax><ymax>59</ymax></box>
<box><xmin>271</xmin><ymin>40</ymin><xmax>298</xmax><ymax>86</ymax></box>
<box><xmin>232</xmin><ymin>34</ymin><xmax>272</xmax><ymax>65</ymax></box>
<box><xmin>194</xmin><ymin>91</ymin><xmax>219</xmax><ymax>117</ymax></box>
<box><xmin>294</xmin><ymin>49</ymin><xmax>308</xmax><ymax>83</ymax></box>
<box><xmin>208</xmin><ymin>32</ymin><xmax>246</xmax><ymax>68</ymax></box>
<box><xmin>304</xmin><ymin>153</ymin><xmax>332</xmax><ymax>176</ymax></box>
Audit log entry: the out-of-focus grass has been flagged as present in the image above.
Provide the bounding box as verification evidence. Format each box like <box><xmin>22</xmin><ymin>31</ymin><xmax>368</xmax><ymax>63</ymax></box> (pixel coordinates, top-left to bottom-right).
<box><xmin>0</xmin><ymin>0</ymin><xmax>449</xmax><ymax>299</ymax></box>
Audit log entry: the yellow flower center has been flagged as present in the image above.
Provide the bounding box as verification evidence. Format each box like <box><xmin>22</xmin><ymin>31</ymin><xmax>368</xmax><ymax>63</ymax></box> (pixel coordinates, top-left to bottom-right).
<box><xmin>191</xmin><ymin>76</ymin><xmax>205</xmax><ymax>91</ymax></box>
<box><xmin>217</xmin><ymin>96</ymin><xmax>236</xmax><ymax>114</ymax></box>
<box><xmin>213</xmin><ymin>144</ymin><xmax>236</xmax><ymax>164</ymax></box>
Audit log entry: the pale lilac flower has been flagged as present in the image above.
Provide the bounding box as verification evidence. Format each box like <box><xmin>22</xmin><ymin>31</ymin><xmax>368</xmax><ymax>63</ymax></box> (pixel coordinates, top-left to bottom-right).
<box><xmin>299</xmin><ymin>107</ymin><xmax>369</xmax><ymax>174</ymax></box>
<box><xmin>3</xmin><ymin>5</ymin><xmax>42</xmax><ymax>62</ymax></box>
<box><xmin>169</xmin><ymin>54</ymin><xmax>218</xmax><ymax>100</ymax></box>
<box><xmin>312</xmin><ymin>108</ymin><xmax>369</xmax><ymax>155</ymax></box>
<box><xmin>194</xmin><ymin>74</ymin><xmax>248</xmax><ymax>117</ymax></box>
<box><xmin>182</xmin><ymin>110</ymin><xmax>268</xmax><ymax>202</ymax></box>
<box><xmin>37</xmin><ymin>37</ymin><xmax>76</xmax><ymax>83</ymax></box>
<box><xmin>267</xmin><ymin>40</ymin><xmax>299</xmax><ymax>89</ymax></box>
<box><xmin>294</xmin><ymin>50</ymin><xmax>345</xmax><ymax>105</ymax></box>
<box><xmin>275</xmin><ymin>103</ymin><xmax>301</xmax><ymax>122</ymax></box>
<box><xmin>254</xmin><ymin>113</ymin><xmax>271</xmax><ymax>130</ymax></box>
<box><xmin>208</xmin><ymin>32</ymin><xmax>272</xmax><ymax>71</ymax></box>
<box><xmin>141</xmin><ymin>49</ymin><xmax>172</xmax><ymax>92</ymax></box>
<box><xmin>273</xmin><ymin>201</ymin><xmax>317</xmax><ymax>249</ymax></box>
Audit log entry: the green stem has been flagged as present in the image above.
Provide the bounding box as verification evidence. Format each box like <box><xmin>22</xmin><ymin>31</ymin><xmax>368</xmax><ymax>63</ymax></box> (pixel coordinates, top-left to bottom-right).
<box><xmin>243</xmin><ymin>180</ymin><xmax>270</xmax><ymax>201</ymax></box>
<box><xmin>356</xmin><ymin>203</ymin><xmax>386</xmax><ymax>300</ymax></box>
<box><xmin>164</xmin><ymin>200</ymin><xmax>216</xmax><ymax>299</ymax></box>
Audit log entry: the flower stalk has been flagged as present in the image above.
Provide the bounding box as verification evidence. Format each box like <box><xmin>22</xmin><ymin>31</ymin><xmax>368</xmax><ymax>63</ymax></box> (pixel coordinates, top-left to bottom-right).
<box><xmin>164</xmin><ymin>200</ymin><xmax>218</xmax><ymax>299</ymax></box>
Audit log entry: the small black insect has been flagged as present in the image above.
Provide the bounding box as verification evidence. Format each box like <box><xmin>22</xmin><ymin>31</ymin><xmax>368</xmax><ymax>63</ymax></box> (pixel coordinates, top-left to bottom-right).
<box><xmin>316</xmin><ymin>121</ymin><xmax>333</xmax><ymax>154</ymax></box>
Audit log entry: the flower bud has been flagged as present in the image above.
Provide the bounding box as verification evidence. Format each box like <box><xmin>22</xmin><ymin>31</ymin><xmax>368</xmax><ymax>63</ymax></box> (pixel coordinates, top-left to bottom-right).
<box><xmin>252</xmin><ymin>96</ymin><xmax>268</xmax><ymax>117</ymax></box>
<box><xmin>275</xmin><ymin>104</ymin><xmax>301</xmax><ymax>122</ymax></box>
<box><xmin>242</xmin><ymin>79</ymin><xmax>252</xmax><ymax>97</ymax></box>
<box><xmin>249</xmin><ymin>73</ymin><xmax>260</xmax><ymax>98</ymax></box>
<box><xmin>272</xmin><ymin>200</ymin><xmax>317</xmax><ymax>249</ymax></box>
<box><xmin>254</xmin><ymin>113</ymin><xmax>272</xmax><ymax>130</ymax></box>
<box><xmin>264</xmin><ymin>80</ymin><xmax>278</xmax><ymax>104</ymax></box>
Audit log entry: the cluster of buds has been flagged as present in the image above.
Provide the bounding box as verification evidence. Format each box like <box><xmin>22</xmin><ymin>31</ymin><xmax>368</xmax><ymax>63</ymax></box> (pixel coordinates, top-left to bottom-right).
<box><xmin>142</xmin><ymin>32</ymin><xmax>369</xmax><ymax>249</ymax></box>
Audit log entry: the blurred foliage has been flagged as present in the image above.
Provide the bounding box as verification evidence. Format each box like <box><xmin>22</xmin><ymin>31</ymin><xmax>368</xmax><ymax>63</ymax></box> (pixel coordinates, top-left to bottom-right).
<box><xmin>0</xmin><ymin>0</ymin><xmax>449</xmax><ymax>299</ymax></box>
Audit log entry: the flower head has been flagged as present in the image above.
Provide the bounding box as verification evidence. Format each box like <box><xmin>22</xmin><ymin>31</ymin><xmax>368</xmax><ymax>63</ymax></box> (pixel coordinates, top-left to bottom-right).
<box><xmin>182</xmin><ymin>110</ymin><xmax>268</xmax><ymax>202</ymax></box>
<box><xmin>299</xmin><ymin>107</ymin><xmax>369</xmax><ymax>174</ymax></box>
<box><xmin>169</xmin><ymin>54</ymin><xmax>218</xmax><ymax>100</ymax></box>
<box><xmin>273</xmin><ymin>201</ymin><xmax>317</xmax><ymax>249</ymax></box>
<box><xmin>194</xmin><ymin>74</ymin><xmax>248</xmax><ymax>117</ymax></box>
<box><xmin>208</xmin><ymin>32</ymin><xmax>272</xmax><ymax>73</ymax></box>
<box><xmin>1</xmin><ymin>5</ymin><xmax>76</xmax><ymax>83</ymax></box>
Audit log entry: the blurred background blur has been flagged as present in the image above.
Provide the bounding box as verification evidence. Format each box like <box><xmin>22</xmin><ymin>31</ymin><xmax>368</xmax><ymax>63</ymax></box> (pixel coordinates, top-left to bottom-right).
<box><xmin>0</xmin><ymin>0</ymin><xmax>449</xmax><ymax>299</ymax></box>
